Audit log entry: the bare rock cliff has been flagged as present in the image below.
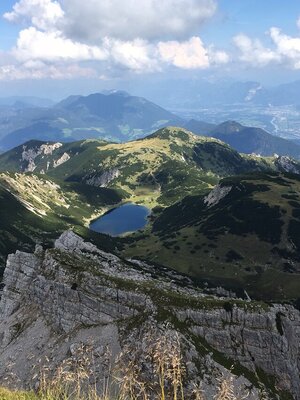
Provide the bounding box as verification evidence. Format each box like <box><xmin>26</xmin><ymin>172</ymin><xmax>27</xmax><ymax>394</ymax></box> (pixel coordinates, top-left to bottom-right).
<box><xmin>0</xmin><ymin>231</ymin><xmax>299</xmax><ymax>399</ymax></box>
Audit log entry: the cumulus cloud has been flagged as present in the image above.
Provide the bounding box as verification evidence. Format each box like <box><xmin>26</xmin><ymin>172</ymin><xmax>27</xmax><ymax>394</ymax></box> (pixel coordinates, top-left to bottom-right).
<box><xmin>62</xmin><ymin>0</ymin><xmax>217</xmax><ymax>42</ymax></box>
<box><xmin>207</xmin><ymin>46</ymin><xmax>230</xmax><ymax>65</ymax></box>
<box><xmin>4</xmin><ymin>0</ymin><xmax>64</xmax><ymax>31</ymax></box>
<box><xmin>12</xmin><ymin>29</ymin><xmax>226</xmax><ymax>73</ymax></box>
<box><xmin>158</xmin><ymin>37</ymin><xmax>229</xmax><ymax>69</ymax></box>
<box><xmin>269</xmin><ymin>27</ymin><xmax>300</xmax><ymax>69</ymax></box>
<box><xmin>1</xmin><ymin>0</ymin><xmax>224</xmax><ymax>79</ymax></box>
<box><xmin>13</xmin><ymin>27</ymin><xmax>108</xmax><ymax>62</ymax></box>
<box><xmin>233</xmin><ymin>25</ymin><xmax>300</xmax><ymax>70</ymax></box>
<box><xmin>104</xmin><ymin>38</ymin><xmax>158</xmax><ymax>73</ymax></box>
<box><xmin>233</xmin><ymin>34</ymin><xmax>280</xmax><ymax>67</ymax></box>
<box><xmin>158</xmin><ymin>37</ymin><xmax>210</xmax><ymax>69</ymax></box>
<box><xmin>10</xmin><ymin>27</ymin><xmax>157</xmax><ymax>72</ymax></box>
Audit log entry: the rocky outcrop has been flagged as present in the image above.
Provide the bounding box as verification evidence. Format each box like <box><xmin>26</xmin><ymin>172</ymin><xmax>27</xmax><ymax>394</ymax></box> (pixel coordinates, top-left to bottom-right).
<box><xmin>0</xmin><ymin>231</ymin><xmax>299</xmax><ymax>398</ymax></box>
<box><xmin>84</xmin><ymin>168</ymin><xmax>120</xmax><ymax>187</ymax></box>
<box><xmin>53</xmin><ymin>152</ymin><xmax>71</xmax><ymax>168</ymax></box>
<box><xmin>275</xmin><ymin>155</ymin><xmax>300</xmax><ymax>174</ymax></box>
<box><xmin>21</xmin><ymin>143</ymin><xmax>63</xmax><ymax>172</ymax></box>
<box><xmin>177</xmin><ymin>305</ymin><xmax>300</xmax><ymax>396</ymax></box>
<box><xmin>204</xmin><ymin>184</ymin><xmax>232</xmax><ymax>207</ymax></box>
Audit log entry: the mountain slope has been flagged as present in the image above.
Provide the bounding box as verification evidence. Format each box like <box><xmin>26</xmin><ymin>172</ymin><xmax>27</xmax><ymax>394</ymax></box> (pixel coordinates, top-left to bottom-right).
<box><xmin>0</xmin><ymin>92</ymin><xmax>182</xmax><ymax>150</ymax></box>
<box><xmin>0</xmin><ymin>169</ymin><xmax>122</xmax><ymax>270</ymax></box>
<box><xmin>0</xmin><ymin>96</ymin><xmax>54</xmax><ymax>108</ymax></box>
<box><xmin>56</xmin><ymin>91</ymin><xmax>180</xmax><ymax>130</ymax></box>
<box><xmin>0</xmin><ymin>230</ymin><xmax>297</xmax><ymax>399</ymax></box>
<box><xmin>141</xmin><ymin>79</ymin><xmax>300</xmax><ymax>108</ymax></box>
<box><xmin>183</xmin><ymin>119</ymin><xmax>216</xmax><ymax>134</ymax></box>
<box><xmin>0</xmin><ymin>123</ymin><xmax>65</xmax><ymax>150</ymax></box>
<box><xmin>1</xmin><ymin>128</ymin><xmax>300</xmax><ymax>302</ymax></box>
<box><xmin>189</xmin><ymin>120</ymin><xmax>300</xmax><ymax>159</ymax></box>
<box><xmin>0</xmin><ymin>127</ymin><xmax>289</xmax><ymax>207</ymax></box>
<box><xmin>0</xmin><ymin>184</ymin><xmax>65</xmax><ymax>271</ymax></box>
<box><xmin>124</xmin><ymin>172</ymin><xmax>300</xmax><ymax>301</ymax></box>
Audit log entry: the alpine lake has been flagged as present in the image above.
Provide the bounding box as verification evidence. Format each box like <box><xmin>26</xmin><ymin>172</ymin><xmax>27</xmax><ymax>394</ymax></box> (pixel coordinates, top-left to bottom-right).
<box><xmin>89</xmin><ymin>203</ymin><xmax>150</xmax><ymax>236</ymax></box>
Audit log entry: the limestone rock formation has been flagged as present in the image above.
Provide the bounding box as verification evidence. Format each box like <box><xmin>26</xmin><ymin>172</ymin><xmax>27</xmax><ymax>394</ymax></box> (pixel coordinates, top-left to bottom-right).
<box><xmin>0</xmin><ymin>231</ymin><xmax>299</xmax><ymax>399</ymax></box>
<box><xmin>21</xmin><ymin>143</ymin><xmax>63</xmax><ymax>172</ymax></box>
<box><xmin>53</xmin><ymin>152</ymin><xmax>71</xmax><ymax>168</ymax></box>
<box><xmin>204</xmin><ymin>184</ymin><xmax>232</xmax><ymax>207</ymax></box>
<box><xmin>275</xmin><ymin>155</ymin><xmax>300</xmax><ymax>174</ymax></box>
<box><xmin>84</xmin><ymin>168</ymin><xmax>120</xmax><ymax>187</ymax></box>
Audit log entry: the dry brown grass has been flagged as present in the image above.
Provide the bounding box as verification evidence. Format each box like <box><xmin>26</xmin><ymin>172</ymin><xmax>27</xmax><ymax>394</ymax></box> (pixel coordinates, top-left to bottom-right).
<box><xmin>0</xmin><ymin>331</ymin><xmax>259</xmax><ymax>400</ymax></box>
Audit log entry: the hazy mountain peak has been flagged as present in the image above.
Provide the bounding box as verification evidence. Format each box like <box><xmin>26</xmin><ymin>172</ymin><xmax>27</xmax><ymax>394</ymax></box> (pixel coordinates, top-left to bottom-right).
<box><xmin>147</xmin><ymin>126</ymin><xmax>196</xmax><ymax>141</ymax></box>
<box><xmin>212</xmin><ymin>121</ymin><xmax>244</xmax><ymax>134</ymax></box>
<box><xmin>101</xmin><ymin>89</ymin><xmax>130</xmax><ymax>97</ymax></box>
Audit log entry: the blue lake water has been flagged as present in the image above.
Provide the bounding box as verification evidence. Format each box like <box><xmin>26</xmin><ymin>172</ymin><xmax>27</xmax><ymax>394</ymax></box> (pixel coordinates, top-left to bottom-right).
<box><xmin>89</xmin><ymin>203</ymin><xmax>150</xmax><ymax>236</ymax></box>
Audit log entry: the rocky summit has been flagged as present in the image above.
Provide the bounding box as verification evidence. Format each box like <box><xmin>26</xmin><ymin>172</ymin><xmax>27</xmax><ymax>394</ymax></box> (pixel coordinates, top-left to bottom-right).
<box><xmin>0</xmin><ymin>230</ymin><xmax>299</xmax><ymax>399</ymax></box>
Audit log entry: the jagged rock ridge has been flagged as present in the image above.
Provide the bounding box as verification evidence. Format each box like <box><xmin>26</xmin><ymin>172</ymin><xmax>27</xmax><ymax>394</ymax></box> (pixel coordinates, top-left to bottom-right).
<box><xmin>0</xmin><ymin>231</ymin><xmax>299</xmax><ymax>398</ymax></box>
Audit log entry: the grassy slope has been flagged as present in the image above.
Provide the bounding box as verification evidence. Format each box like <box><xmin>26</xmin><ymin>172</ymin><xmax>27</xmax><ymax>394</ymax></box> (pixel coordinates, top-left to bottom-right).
<box><xmin>1</xmin><ymin>128</ymin><xmax>300</xmax><ymax>300</ymax></box>
<box><xmin>0</xmin><ymin>127</ymin><xmax>280</xmax><ymax>209</ymax></box>
<box><xmin>0</xmin><ymin>172</ymin><xmax>123</xmax><ymax>268</ymax></box>
<box><xmin>0</xmin><ymin>186</ymin><xmax>65</xmax><ymax>273</ymax></box>
<box><xmin>189</xmin><ymin>120</ymin><xmax>300</xmax><ymax>159</ymax></box>
<box><xmin>123</xmin><ymin>172</ymin><xmax>300</xmax><ymax>301</ymax></box>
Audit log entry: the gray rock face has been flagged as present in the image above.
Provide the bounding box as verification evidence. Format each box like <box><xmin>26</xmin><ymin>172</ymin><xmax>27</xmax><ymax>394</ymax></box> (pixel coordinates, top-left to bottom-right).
<box><xmin>1</xmin><ymin>233</ymin><xmax>148</xmax><ymax>334</ymax></box>
<box><xmin>84</xmin><ymin>168</ymin><xmax>120</xmax><ymax>187</ymax></box>
<box><xmin>21</xmin><ymin>143</ymin><xmax>63</xmax><ymax>172</ymax></box>
<box><xmin>275</xmin><ymin>155</ymin><xmax>300</xmax><ymax>174</ymax></box>
<box><xmin>0</xmin><ymin>231</ymin><xmax>299</xmax><ymax>398</ymax></box>
<box><xmin>53</xmin><ymin>152</ymin><xmax>70</xmax><ymax>168</ymax></box>
<box><xmin>177</xmin><ymin>305</ymin><xmax>300</xmax><ymax>395</ymax></box>
<box><xmin>204</xmin><ymin>184</ymin><xmax>232</xmax><ymax>207</ymax></box>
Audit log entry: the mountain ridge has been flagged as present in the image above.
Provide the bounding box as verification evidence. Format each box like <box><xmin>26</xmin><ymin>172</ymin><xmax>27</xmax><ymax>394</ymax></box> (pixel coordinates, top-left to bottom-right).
<box><xmin>0</xmin><ymin>127</ymin><xmax>300</xmax><ymax>303</ymax></box>
<box><xmin>0</xmin><ymin>92</ymin><xmax>182</xmax><ymax>150</ymax></box>
<box><xmin>0</xmin><ymin>90</ymin><xmax>299</xmax><ymax>162</ymax></box>
<box><xmin>0</xmin><ymin>229</ymin><xmax>298</xmax><ymax>399</ymax></box>
<box><xmin>188</xmin><ymin>120</ymin><xmax>300</xmax><ymax>159</ymax></box>
<box><xmin>0</xmin><ymin>126</ymin><xmax>290</xmax><ymax>208</ymax></box>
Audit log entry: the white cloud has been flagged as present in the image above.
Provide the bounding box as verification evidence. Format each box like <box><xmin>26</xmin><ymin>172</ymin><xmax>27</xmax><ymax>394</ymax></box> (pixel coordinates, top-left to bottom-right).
<box><xmin>4</xmin><ymin>0</ymin><xmax>64</xmax><ymax>31</ymax></box>
<box><xmin>233</xmin><ymin>26</ymin><xmax>300</xmax><ymax>70</ymax></box>
<box><xmin>207</xmin><ymin>46</ymin><xmax>230</xmax><ymax>65</ymax></box>
<box><xmin>62</xmin><ymin>0</ymin><xmax>217</xmax><ymax>42</ymax></box>
<box><xmin>13</xmin><ymin>27</ymin><xmax>108</xmax><ymax>62</ymax></box>
<box><xmin>104</xmin><ymin>38</ymin><xmax>158</xmax><ymax>73</ymax></box>
<box><xmin>11</xmin><ymin>27</ymin><xmax>157</xmax><ymax>73</ymax></box>
<box><xmin>158</xmin><ymin>37</ymin><xmax>210</xmax><ymax>69</ymax></box>
<box><xmin>233</xmin><ymin>33</ymin><xmax>280</xmax><ymax>67</ymax></box>
<box><xmin>158</xmin><ymin>37</ymin><xmax>229</xmax><ymax>69</ymax></box>
<box><xmin>1</xmin><ymin>0</ymin><xmax>224</xmax><ymax>79</ymax></box>
<box><xmin>269</xmin><ymin>27</ymin><xmax>300</xmax><ymax>69</ymax></box>
<box><xmin>11</xmin><ymin>27</ymin><xmax>224</xmax><ymax>73</ymax></box>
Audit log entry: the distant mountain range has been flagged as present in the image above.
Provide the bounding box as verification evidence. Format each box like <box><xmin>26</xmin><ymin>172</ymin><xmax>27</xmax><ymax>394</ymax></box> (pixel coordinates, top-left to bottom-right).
<box><xmin>186</xmin><ymin>120</ymin><xmax>300</xmax><ymax>159</ymax></box>
<box><xmin>0</xmin><ymin>91</ymin><xmax>181</xmax><ymax>150</ymax></box>
<box><xmin>138</xmin><ymin>79</ymin><xmax>300</xmax><ymax>108</ymax></box>
<box><xmin>0</xmin><ymin>96</ymin><xmax>54</xmax><ymax>108</ymax></box>
<box><xmin>0</xmin><ymin>90</ymin><xmax>300</xmax><ymax>161</ymax></box>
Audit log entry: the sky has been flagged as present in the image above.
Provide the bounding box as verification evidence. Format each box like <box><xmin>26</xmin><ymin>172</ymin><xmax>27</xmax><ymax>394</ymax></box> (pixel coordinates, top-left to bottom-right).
<box><xmin>0</xmin><ymin>0</ymin><xmax>300</xmax><ymax>99</ymax></box>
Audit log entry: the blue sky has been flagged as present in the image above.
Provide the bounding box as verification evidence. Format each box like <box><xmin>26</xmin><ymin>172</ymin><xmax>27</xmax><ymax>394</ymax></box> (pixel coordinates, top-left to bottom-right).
<box><xmin>0</xmin><ymin>0</ymin><xmax>300</xmax><ymax>98</ymax></box>
<box><xmin>203</xmin><ymin>0</ymin><xmax>300</xmax><ymax>44</ymax></box>
<box><xmin>0</xmin><ymin>1</ymin><xmax>19</xmax><ymax>50</ymax></box>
